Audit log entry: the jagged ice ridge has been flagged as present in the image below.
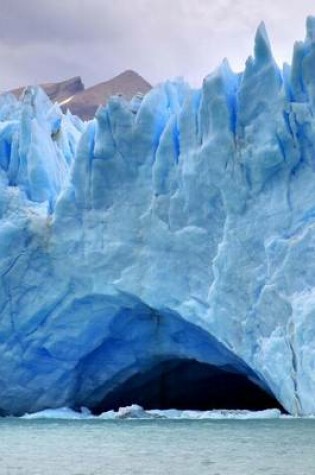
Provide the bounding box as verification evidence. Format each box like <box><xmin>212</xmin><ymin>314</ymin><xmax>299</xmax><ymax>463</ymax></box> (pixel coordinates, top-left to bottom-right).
<box><xmin>1</xmin><ymin>19</ymin><xmax>315</xmax><ymax>415</ymax></box>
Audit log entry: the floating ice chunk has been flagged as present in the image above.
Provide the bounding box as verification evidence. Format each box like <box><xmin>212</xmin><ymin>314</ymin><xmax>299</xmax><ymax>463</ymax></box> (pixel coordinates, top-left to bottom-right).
<box><xmin>21</xmin><ymin>407</ymin><xmax>92</xmax><ymax>420</ymax></box>
<box><xmin>19</xmin><ymin>406</ymin><xmax>282</xmax><ymax>420</ymax></box>
<box><xmin>115</xmin><ymin>405</ymin><xmax>160</xmax><ymax>419</ymax></box>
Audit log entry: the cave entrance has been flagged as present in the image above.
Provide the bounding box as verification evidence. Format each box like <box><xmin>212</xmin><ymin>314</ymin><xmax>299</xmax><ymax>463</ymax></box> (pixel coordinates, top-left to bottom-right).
<box><xmin>92</xmin><ymin>358</ymin><xmax>284</xmax><ymax>414</ymax></box>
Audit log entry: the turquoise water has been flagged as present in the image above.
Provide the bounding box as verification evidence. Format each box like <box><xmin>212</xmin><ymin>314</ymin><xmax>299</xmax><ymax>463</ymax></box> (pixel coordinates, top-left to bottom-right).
<box><xmin>0</xmin><ymin>418</ymin><xmax>315</xmax><ymax>475</ymax></box>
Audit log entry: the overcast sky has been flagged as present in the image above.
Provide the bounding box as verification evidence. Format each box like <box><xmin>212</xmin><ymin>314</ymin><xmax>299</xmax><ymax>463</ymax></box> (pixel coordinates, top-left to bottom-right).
<box><xmin>0</xmin><ymin>0</ymin><xmax>314</xmax><ymax>92</ymax></box>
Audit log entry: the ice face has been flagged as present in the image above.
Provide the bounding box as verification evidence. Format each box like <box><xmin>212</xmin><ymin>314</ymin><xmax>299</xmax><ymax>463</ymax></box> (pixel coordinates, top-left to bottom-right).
<box><xmin>1</xmin><ymin>18</ymin><xmax>315</xmax><ymax>416</ymax></box>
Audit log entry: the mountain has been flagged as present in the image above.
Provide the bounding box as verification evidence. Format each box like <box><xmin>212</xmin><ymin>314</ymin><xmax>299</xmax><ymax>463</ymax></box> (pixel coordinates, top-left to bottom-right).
<box><xmin>59</xmin><ymin>70</ymin><xmax>152</xmax><ymax>120</ymax></box>
<box><xmin>10</xmin><ymin>76</ymin><xmax>85</xmax><ymax>104</ymax></box>
<box><xmin>1</xmin><ymin>18</ymin><xmax>315</xmax><ymax>416</ymax></box>
<box><xmin>9</xmin><ymin>70</ymin><xmax>152</xmax><ymax>120</ymax></box>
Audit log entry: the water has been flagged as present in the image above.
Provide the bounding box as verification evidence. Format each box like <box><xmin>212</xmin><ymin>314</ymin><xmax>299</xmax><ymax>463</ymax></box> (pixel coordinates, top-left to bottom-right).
<box><xmin>1</xmin><ymin>418</ymin><xmax>315</xmax><ymax>475</ymax></box>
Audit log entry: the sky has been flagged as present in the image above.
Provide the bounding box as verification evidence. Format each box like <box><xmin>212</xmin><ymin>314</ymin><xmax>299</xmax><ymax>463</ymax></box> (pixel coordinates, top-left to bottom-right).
<box><xmin>0</xmin><ymin>0</ymin><xmax>315</xmax><ymax>92</ymax></box>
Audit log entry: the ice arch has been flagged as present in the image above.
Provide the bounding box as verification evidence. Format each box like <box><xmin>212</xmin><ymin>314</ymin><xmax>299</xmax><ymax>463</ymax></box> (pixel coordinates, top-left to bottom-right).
<box><xmin>67</xmin><ymin>294</ymin><xmax>284</xmax><ymax>413</ymax></box>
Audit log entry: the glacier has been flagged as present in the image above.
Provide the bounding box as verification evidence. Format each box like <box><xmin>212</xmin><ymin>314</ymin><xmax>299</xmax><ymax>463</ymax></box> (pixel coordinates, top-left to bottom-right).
<box><xmin>1</xmin><ymin>18</ymin><xmax>315</xmax><ymax>416</ymax></box>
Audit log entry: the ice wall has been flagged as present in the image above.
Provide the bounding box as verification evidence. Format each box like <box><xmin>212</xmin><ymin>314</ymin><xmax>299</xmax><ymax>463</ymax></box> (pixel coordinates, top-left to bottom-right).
<box><xmin>1</xmin><ymin>19</ymin><xmax>315</xmax><ymax>415</ymax></box>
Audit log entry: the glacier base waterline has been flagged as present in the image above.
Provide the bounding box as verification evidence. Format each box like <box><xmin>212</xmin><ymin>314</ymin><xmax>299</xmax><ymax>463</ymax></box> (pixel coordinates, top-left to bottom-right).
<box><xmin>20</xmin><ymin>405</ymin><xmax>283</xmax><ymax>420</ymax></box>
<box><xmin>1</xmin><ymin>18</ymin><xmax>315</xmax><ymax>415</ymax></box>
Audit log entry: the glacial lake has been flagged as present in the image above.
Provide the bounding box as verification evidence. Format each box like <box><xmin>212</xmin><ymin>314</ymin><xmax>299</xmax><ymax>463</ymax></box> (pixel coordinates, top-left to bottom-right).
<box><xmin>0</xmin><ymin>417</ymin><xmax>315</xmax><ymax>474</ymax></box>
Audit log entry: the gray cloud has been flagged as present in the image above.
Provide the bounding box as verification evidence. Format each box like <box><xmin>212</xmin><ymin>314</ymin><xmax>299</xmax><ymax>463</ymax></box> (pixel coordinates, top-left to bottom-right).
<box><xmin>0</xmin><ymin>0</ymin><xmax>314</xmax><ymax>92</ymax></box>
<box><xmin>0</xmin><ymin>0</ymin><xmax>124</xmax><ymax>44</ymax></box>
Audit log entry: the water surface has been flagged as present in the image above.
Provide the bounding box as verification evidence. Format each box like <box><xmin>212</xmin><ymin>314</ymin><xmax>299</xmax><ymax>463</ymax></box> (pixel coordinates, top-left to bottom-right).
<box><xmin>0</xmin><ymin>418</ymin><xmax>314</xmax><ymax>475</ymax></box>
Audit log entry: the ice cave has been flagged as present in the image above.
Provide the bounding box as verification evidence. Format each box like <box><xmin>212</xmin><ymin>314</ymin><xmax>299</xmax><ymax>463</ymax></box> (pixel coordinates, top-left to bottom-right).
<box><xmin>92</xmin><ymin>358</ymin><xmax>283</xmax><ymax>414</ymax></box>
<box><xmin>66</xmin><ymin>301</ymin><xmax>284</xmax><ymax>414</ymax></box>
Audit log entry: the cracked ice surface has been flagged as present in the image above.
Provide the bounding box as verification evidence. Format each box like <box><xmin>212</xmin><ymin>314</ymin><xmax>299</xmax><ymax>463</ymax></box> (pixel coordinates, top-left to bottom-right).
<box><xmin>1</xmin><ymin>19</ymin><xmax>315</xmax><ymax>415</ymax></box>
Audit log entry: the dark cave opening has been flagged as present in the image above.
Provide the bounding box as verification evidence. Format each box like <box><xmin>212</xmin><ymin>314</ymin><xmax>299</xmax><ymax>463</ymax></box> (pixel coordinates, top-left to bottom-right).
<box><xmin>92</xmin><ymin>358</ymin><xmax>285</xmax><ymax>414</ymax></box>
